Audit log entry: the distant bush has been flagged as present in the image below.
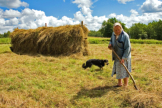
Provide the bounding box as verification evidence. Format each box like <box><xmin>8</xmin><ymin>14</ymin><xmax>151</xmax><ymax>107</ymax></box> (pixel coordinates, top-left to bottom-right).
<box><xmin>0</xmin><ymin>31</ymin><xmax>11</xmax><ymax>38</ymax></box>
<box><xmin>88</xmin><ymin>30</ymin><xmax>103</xmax><ymax>37</ymax></box>
<box><xmin>130</xmin><ymin>39</ymin><xmax>162</xmax><ymax>44</ymax></box>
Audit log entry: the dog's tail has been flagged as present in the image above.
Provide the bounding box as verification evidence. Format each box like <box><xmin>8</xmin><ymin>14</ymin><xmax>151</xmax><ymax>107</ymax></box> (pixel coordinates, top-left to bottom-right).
<box><xmin>82</xmin><ymin>63</ymin><xmax>87</xmax><ymax>69</ymax></box>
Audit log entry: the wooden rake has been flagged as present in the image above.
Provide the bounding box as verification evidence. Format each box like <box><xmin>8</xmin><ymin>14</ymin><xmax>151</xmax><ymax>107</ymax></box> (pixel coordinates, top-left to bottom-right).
<box><xmin>111</xmin><ymin>48</ymin><xmax>138</xmax><ymax>90</ymax></box>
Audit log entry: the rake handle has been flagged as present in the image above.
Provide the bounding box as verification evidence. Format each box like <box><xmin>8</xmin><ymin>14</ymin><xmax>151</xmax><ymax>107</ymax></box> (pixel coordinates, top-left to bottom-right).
<box><xmin>111</xmin><ymin>48</ymin><xmax>138</xmax><ymax>90</ymax></box>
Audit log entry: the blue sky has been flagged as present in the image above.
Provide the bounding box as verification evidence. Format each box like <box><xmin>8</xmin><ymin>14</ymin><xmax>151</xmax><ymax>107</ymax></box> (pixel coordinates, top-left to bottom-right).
<box><xmin>0</xmin><ymin>0</ymin><xmax>162</xmax><ymax>33</ymax></box>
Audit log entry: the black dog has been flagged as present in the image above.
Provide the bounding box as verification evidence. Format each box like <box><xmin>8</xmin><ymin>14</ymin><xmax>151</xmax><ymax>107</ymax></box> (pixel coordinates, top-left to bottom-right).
<box><xmin>82</xmin><ymin>59</ymin><xmax>109</xmax><ymax>70</ymax></box>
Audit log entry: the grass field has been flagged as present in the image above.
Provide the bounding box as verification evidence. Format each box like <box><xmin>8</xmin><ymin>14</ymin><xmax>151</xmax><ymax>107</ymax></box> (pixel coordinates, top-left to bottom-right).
<box><xmin>88</xmin><ymin>37</ymin><xmax>162</xmax><ymax>44</ymax></box>
<box><xmin>0</xmin><ymin>42</ymin><xmax>162</xmax><ymax>107</ymax></box>
<box><xmin>0</xmin><ymin>38</ymin><xmax>11</xmax><ymax>44</ymax></box>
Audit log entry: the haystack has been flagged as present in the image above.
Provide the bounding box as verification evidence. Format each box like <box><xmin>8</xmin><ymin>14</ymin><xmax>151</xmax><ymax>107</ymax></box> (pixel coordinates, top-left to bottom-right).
<box><xmin>10</xmin><ymin>24</ymin><xmax>89</xmax><ymax>56</ymax></box>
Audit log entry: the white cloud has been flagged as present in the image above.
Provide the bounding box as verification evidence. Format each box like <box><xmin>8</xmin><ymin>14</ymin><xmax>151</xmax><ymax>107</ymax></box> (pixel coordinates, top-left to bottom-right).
<box><xmin>0</xmin><ymin>9</ymin><xmax>3</xmax><ymax>18</ymax></box>
<box><xmin>72</xmin><ymin>0</ymin><xmax>108</xmax><ymax>30</ymax></box>
<box><xmin>0</xmin><ymin>26</ymin><xmax>14</xmax><ymax>34</ymax></box>
<box><xmin>81</xmin><ymin>5</ymin><xmax>92</xmax><ymax>16</ymax></box>
<box><xmin>61</xmin><ymin>16</ymin><xmax>74</xmax><ymax>25</ymax></box>
<box><xmin>130</xmin><ymin>9</ymin><xmax>139</xmax><ymax>16</ymax></box>
<box><xmin>72</xmin><ymin>0</ymin><xmax>92</xmax><ymax>16</ymax></box>
<box><xmin>74</xmin><ymin>11</ymin><xmax>85</xmax><ymax>21</ymax></box>
<box><xmin>0</xmin><ymin>0</ymin><xmax>29</xmax><ymax>8</ymax></box>
<box><xmin>3</xmin><ymin>9</ymin><xmax>21</xmax><ymax>18</ymax></box>
<box><xmin>140</xmin><ymin>0</ymin><xmax>162</xmax><ymax>13</ymax></box>
<box><xmin>108</xmin><ymin>10</ymin><xmax>162</xmax><ymax>28</ymax></box>
<box><xmin>63</xmin><ymin>0</ymin><xmax>65</xmax><ymax>2</ymax></box>
<box><xmin>21</xmin><ymin>8</ymin><xmax>35</xmax><ymax>16</ymax></box>
<box><xmin>1</xmin><ymin>0</ymin><xmax>162</xmax><ymax>34</ymax></box>
<box><xmin>19</xmin><ymin>8</ymin><xmax>45</xmax><ymax>24</ymax></box>
<box><xmin>0</xmin><ymin>7</ymin><xmax>80</xmax><ymax>32</ymax></box>
<box><xmin>0</xmin><ymin>18</ymin><xmax>5</xmax><ymax>25</ymax></box>
<box><xmin>93</xmin><ymin>16</ymin><xmax>107</xmax><ymax>23</ymax></box>
<box><xmin>109</xmin><ymin>13</ymin><xmax>117</xmax><ymax>18</ymax></box>
<box><xmin>118</xmin><ymin>0</ymin><xmax>134</xmax><ymax>4</ymax></box>
<box><xmin>87</xmin><ymin>16</ymin><xmax>107</xmax><ymax>30</ymax></box>
<box><xmin>5</xmin><ymin>18</ymin><xmax>19</xmax><ymax>26</ymax></box>
<box><xmin>0</xmin><ymin>0</ymin><xmax>107</xmax><ymax>33</ymax></box>
<box><xmin>72</xmin><ymin>0</ymin><xmax>92</xmax><ymax>8</ymax></box>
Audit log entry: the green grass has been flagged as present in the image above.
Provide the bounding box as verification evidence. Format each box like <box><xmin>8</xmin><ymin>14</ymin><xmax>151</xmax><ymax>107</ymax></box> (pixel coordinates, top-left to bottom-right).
<box><xmin>130</xmin><ymin>39</ymin><xmax>162</xmax><ymax>44</ymax></box>
<box><xmin>0</xmin><ymin>38</ymin><xmax>11</xmax><ymax>44</ymax></box>
<box><xmin>0</xmin><ymin>38</ymin><xmax>162</xmax><ymax>107</ymax></box>
<box><xmin>88</xmin><ymin>37</ymin><xmax>162</xmax><ymax>44</ymax></box>
<box><xmin>88</xmin><ymin>37</ymin><xmax>110</xmax><ymax>44</ymax></box>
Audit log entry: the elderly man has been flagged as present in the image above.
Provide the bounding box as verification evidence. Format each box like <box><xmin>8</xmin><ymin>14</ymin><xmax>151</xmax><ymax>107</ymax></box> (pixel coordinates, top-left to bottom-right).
<box><xmin>108</xmin><ymin>22</ymin><xmax>131</xmax><ymax>87</ymax></box>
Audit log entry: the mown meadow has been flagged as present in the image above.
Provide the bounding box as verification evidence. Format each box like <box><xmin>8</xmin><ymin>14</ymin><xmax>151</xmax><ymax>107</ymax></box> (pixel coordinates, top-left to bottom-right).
<box><xmin>0</xmin><ymin>37</ymin><xmax>162</xmax><ymax>107</ymax></box>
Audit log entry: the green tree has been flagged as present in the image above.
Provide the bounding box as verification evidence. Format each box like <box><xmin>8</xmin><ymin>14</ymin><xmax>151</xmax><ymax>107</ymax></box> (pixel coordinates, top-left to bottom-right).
<box><xmin>154</xmin><ymin>20</ymin><xmax>162</xmax><ymax>40</ymax></box>
<box><xmin>3</xmin><ymin>31</ymin><xmax>11</xmax><ymax>38</ymax></box>
<box><xmin>139</xmin><ymin>31</ymin><xmax>148</xmax><ymax>39</ymax></box>
<box><xmin>129</xmin><ymin>23</ymin><xmax>147</xmax><ymax>39</ymax></box>
<box><xmin>145</xmin><ymin>22</ymin><xmax>157</xmax><ymax>39</ymax></box>
<box><xmin>107</xmin><ymin>17</ymin><xmax>119</xmax><ymax>24</ymax></box>
<box><xmin>99</xmin><ymin>20</ymin><xmax>107</xmax><ymax>34</ymax></box>
<box><xmin>103</xmin><ymin>22</ymin><xmax>113</xmax><ymax>37</ymax></box>
<box><xmin>88</xmin><ymin>30</ymin><xmax>103</xmax><ymax>37</ymax></box>
<box><xmin>0</xmin><ymin>34</ymin><xmax>4</xmax><ymax>38</ymax></box>
<box><xmin>100</xmin><ymin>17</ymin><xmax>127</xmax><ymax>37</ymax></box>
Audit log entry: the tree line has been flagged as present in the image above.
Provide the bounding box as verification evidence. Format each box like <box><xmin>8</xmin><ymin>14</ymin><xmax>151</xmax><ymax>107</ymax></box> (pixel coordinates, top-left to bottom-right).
<box><xmin>88</xmin><ymin>17</ymin><xmax>162</xmax><ymax>40</ymax></box>
<box><xmin>1</xmin><ymin>20</ymin><xmax>162</xmax><ymax>40</ymax></box>
<box><xmin>0</xmin><ymin>31</ymin><xmax>11</xmax><ymax>38</ymax></box>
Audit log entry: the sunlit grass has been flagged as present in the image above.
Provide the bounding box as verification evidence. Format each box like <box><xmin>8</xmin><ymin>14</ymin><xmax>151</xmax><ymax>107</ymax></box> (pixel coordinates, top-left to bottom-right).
<box><xmin>0</xmin><ymin>38</ymin><xmax>11</xmax><ymax>44</ymax></box>
<box><xmin>0</xmin><ymin>43</ymin><xmax>162</xmax><ymax>107</ymax></box>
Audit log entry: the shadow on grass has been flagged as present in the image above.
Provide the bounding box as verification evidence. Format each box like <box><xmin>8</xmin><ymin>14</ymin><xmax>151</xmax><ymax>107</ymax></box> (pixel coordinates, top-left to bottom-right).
<box><xmin>89</xmin><ymin>68</ymin><xmax>105</xmax><ymax>73</ymax></box>
<box><xmin>71</xmin><ymin>85</ymin><xmax>120</xmax><ymax>104</ymax></box>
<box><xmin>95</xmin><ymin>69</ymin><xmax>102</xmax><ymax>71</ymax></box>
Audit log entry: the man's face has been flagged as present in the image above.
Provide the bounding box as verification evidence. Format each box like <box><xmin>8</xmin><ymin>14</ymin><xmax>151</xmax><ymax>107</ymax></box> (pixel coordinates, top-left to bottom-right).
<box><xmin>114</xmin><ymin>25</ymin><xmax>121</xmax><ymax>36</ymax></box>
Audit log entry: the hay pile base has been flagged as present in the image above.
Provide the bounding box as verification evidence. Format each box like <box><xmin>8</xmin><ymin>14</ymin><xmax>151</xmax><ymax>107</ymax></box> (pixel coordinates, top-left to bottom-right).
<box><xmin>10</xmin><ymin>24</ymin><xmax>89</xmax><ymax>56</ymax></box>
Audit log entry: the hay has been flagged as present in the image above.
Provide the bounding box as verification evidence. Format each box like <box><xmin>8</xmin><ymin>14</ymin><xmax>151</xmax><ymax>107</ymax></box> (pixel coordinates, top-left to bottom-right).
<box><xmin>120</xmin><ymin>91</ymin><xmax>161</xmax><ymax>108</ymax></box>
<box><xmin>10</xmin><ymin>24</ymin><xmax>90</xmax><ymax>56</ymax></box>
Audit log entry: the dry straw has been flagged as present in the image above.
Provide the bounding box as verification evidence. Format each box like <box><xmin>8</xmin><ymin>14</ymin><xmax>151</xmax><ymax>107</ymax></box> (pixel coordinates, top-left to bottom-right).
<box><xmin>10</xmin><ymin>24</ymin><xmax>90</xmax><ymax>56</ymax></box>
<box><xmin>113</xmin><ymin>89</ymin><xmax>161</xmax><ymax>108</ymax></box>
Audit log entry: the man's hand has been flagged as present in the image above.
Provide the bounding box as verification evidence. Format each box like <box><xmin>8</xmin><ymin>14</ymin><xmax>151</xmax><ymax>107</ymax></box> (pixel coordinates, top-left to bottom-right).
<box><xmin>108</xmin><ymin>44</ymin><xmax>112</xmax><ymax>50</ymax></box>
<box><xmin>120</xmin><ymin>59</ymin><xmax>124</xmax><ymax>64</ymax></box>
